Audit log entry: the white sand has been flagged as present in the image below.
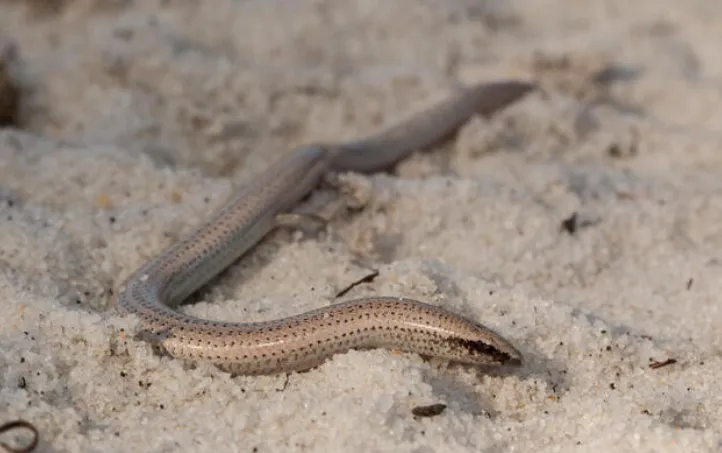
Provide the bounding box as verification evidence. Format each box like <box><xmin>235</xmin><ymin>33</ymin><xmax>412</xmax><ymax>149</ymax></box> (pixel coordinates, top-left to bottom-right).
<box><xmin>1</xmin><ymin>0</ymin><xmax>721</xmax><ymax>451</ymax></box>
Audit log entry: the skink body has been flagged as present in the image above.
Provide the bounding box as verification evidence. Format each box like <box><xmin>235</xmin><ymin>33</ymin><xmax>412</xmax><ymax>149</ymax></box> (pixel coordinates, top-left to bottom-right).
<box><xmin>117</xmin><ymin>81</ymin><xmax>534</xmax><ymax>375</ymax></box>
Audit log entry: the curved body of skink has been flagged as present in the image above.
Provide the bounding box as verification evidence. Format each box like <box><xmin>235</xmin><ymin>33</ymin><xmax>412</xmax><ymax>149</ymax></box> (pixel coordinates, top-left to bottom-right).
<box><xmin>116</xmin><ymin>80</ymin><xmax>534</xmax><ymax>375</ymax></box>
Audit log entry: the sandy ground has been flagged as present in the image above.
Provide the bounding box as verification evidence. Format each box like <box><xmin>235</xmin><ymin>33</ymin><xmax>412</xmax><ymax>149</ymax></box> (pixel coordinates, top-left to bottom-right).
<box><xmin>1</xmin><ymin>0</ymin><xmax>721</xmax><ymax>452</ymax></box>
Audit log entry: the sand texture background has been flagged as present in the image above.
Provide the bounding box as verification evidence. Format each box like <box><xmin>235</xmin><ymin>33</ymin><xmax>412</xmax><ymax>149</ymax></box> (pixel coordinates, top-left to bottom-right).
<box><xmin>1</xmin><ymin>0</ymin><xmax>721</xmax><ymax>452</ymax></box>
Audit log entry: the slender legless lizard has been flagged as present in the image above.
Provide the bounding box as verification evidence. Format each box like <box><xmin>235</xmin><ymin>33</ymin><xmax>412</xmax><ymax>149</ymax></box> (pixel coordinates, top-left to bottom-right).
<box><xmin>116</xmin><ymin>81</ymin><xmax>534</xmax><ymax>375</ymax></box>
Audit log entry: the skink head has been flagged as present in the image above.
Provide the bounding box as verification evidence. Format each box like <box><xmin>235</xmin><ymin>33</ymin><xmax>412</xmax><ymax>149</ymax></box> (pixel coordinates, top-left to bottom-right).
<box><xmin>437</xmin><ymin>317</ymin><xmax>523</xmax><ymax>368</ymax></box>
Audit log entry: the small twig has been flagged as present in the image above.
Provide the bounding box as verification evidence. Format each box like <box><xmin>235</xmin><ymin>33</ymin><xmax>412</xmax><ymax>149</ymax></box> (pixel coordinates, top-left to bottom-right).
<box><xmin>649</xmin><ymin>358</ymin><xmax>677</xmax><ymax>370</ymax></box>
<box><xmin>335</xmin><ymin>269</ymin><xmax>379</xmax><ymax>298</ymax></box>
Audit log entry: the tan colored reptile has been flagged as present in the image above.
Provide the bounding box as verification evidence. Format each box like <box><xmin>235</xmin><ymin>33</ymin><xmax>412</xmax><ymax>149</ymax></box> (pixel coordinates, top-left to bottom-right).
<box><xmin>116</xmin><ymin>81</ymin><xmax>534</xmax><ymax>375</ymax></box>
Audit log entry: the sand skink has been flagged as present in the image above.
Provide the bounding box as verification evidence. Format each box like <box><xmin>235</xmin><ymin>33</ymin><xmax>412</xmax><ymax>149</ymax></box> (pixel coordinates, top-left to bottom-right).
<box><xmin>116</xmin><ymin>81</ymin><xmax>534</xmax><ymax>375</ymax></box>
